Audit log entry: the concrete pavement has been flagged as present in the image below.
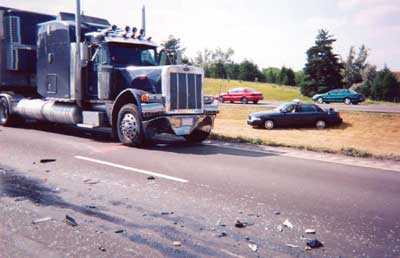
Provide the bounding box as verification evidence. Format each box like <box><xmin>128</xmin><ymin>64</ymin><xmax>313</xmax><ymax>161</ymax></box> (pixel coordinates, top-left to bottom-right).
<box><xmin>0</xmin><ymin>123</ymin><xmax>399</xmax><ymax>257</ymax></box>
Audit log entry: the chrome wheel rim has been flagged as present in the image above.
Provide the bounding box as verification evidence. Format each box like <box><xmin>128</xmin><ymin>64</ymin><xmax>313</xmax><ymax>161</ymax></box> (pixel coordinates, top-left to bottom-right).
<box><xmin>345</xmin><ymin>98</ymin><xmax>351</xmax><ymax>105</ymax></box>
<box><xmin>318</xmin><ymin>98</ymin><xmax>323</xmax><ymax>104</ymax></box>
<box><xmin>0</xmin><ymin>99</ymin><xmax>8</xmax><ymax>124</ymax></box>
<box><xmin>120</xmin><ymin>113</ymin><xmax>138</xmax><ymax>140</ymax></box>
<box><xmin>265</xmin><ymin>120</ymin><xmax>274</xmax><ymax>129</ymax></box>
<box><xmin>316</xmin><ymin>120</ymin><xmax>326</xmax><ymax>129</ymax></box>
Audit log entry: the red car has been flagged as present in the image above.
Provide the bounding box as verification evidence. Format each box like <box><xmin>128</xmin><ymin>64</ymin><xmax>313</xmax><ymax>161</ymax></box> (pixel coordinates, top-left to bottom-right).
<box><xmin>218</xmin><ymin>88</ymin><xmax>263</xmax><ymax>104</ymax></box>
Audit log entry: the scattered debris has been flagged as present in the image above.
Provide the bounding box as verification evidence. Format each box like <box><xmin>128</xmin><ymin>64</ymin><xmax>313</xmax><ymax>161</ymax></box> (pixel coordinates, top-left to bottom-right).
<box><xmin>217</xmin><ymin>232</ymin><xmax>227</xmax><ymax>238</ymax></box>
<box><xmin>276</xmin><ymin>225</ymin><xmax>283</xmax><ymax>232</ymax></box>
<box><xmin>248</xmin><ymin>243</ymin><xmax>258</xmax><ymax>252</ymax></box>
<box><xmin>306</xmin><ymin>239</ymin><xmax>324</xmax><ymax>249</ymax></box>
<box><xmin>147</xmin><ymin>176</ymin><xmax>156</xmax><ymax>180</ymax></box>
<box><xmin>86</xmin><ymin>205</ymin><xmax>97</xmax><ymax>209</ymax></box>
<box><xmin>98</xmin><ymin>245</ymin><xmax>106</xmax><ymax>252</ymax></box>
<box><xmin>161</xmin><ymin>211</ymin><xmax>174</xmax><ymax>215</ymax></box>
<box><xmin>283</xmin><ymin>219</ymin><xmax>294</xmax><ymax>229</ymax></box>
<box><xmin>274</xmin><ymin>211</ymin><xmax>281</xmax><ymax>215</ymax></box>
<box><xmin>173</xmin><ymin>241</ymin><xmax>182</xmax><ymax>247</ymax></box>
<box><xmin>83</xmin><ymin>179</ymin><xmax>100</xmax><ymax>185</ymax></box>
<box><xmin>64</xmin><ymin>215</ymin><xmax>78</xmax><ymax>227</ymax></box>
<box><xmin>32</xmin><ymin>217</ymin><xmax>52</xmax><ymax>224</ymax></box>
<box><xmin>286</xmin><ymin>244</ymin><xmax>299</xmax><ymax>248</ymax></box>
<box><xmin>40</xmin><ymin>159</ymin><xmax>56</xmax><ymax>164</ymax></box>
<box><xmin>245</xmin><ymin>236</ymin><xmax>251</xmax><ymax>241</ymax></box>
<box><xmin>305</xmin><ymin>229</ymin><xmax>316</xmax><ymax>234</ymax></box>
<box><xmin>115</xmin><ymin>229</ymin><xmax>124</xmax><ymax>234</ymax></box>
<box><xmin>216</xmin><ymin>219</ymin><xmax>226</xmax><ymax>227</ymax></box>
<box><xmin>234</xmin><ymin>220</ymin><xmax>246</xmax><ymax>228</ymax></box>
<box><xmin>45</xmin><ymin>170</ymin><xmax>50</xmax><ymax>173</ymax></box>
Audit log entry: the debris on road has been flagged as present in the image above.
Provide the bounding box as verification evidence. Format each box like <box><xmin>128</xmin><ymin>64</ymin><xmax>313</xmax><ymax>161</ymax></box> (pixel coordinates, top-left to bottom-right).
<box><xmin>115</xmin><ymin>229</ymin><xmax>124</xmax><ymax>234</ymax></box>
<box><xmin>248</xmin><ymin>243</ymin><xmax>258</xmax><ymax>252</ymax></box>
<box><xmin>276</xmin><ymin>225</ymin><xmax>283</xmax><ymax>232</ymax></box>
<box><xmin>283</xmin><ymin>219</ymin><xmax>294</xmax><ymax>229</ymax></box>
<box><xmin>286</xmin><ymin>244</ymin><xmax>299</xmax><ymax>248</ymax></box>
<box><xmin>173</xmin><ymin>241</ymin><xmax>182</xmax><ymax>247</ymax></box>
<box><xmin>32</xmin><ymin>217</ymin><xmax>52</xmax><ymax>224</ymax></box>
<box><xmin>305</xmin><ymin>229</ymin><xmax>316</xmax><ymax>234</ymax></box>
<box><xmin>83</xmin><ymin>179</ymin><xmax>100</xmax><ymax>185</ymax></box>
<box><xmin>306</xmin><ymin>239</ymin><xmax>323</xmax><ymax>249</ymax></box>
<box><xmin>274</xmin><ymin>211</ymin><xmax>281</xmax><ymax>215</ymax></box>
<box><xmin>216</xmin><ymin>219</ymin><xmax>226</xmax><ymax>227</ymax></box>
<box><xmin>217</xmin><ymin>232</ymin><xmax>227</xmax><ymax>238</ymax></box>
<box><xmin>86</xmin><ymin>205</ymin><xmax>97</xmax><ymax>209</ymax></box>
<box><xmin>40</xmin><ymin>159</ymin><xmax>56</xmax><ymax>164</ymax></box>
<box><xmin>234</xmin><ymin>220</ymin><xmax>246</xmax><ymax>228</ymax></box>
<box><xmin>64</xmin><ymin>215</ymin><xmax>78</xmax><ymax>227</ymax></box>
<box><xmin>161</xmin><ymin>211</ymin><xmax>174</xmax><ymax>215</ymax></box>
<box><xmin>147</xmin><ymin>176</ymin><xmax>156</xmax><ymax>180</ymax></box>
<box><xmin>98</xmin><ymin>245</ymin><xmax>106</xmax><ymax>252</ymax></box>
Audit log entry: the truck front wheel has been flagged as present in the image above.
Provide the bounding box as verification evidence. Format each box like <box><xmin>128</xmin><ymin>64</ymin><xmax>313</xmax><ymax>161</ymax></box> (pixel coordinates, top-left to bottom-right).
<box><xmin>117</xmin><ymin>104</ymin><xmax>145</xmax><ymax>147</ymax></box>
<box><xmin>184</xmin><ymin>130</ymin><xmax>211</xmax><ymax>143</ymax></box>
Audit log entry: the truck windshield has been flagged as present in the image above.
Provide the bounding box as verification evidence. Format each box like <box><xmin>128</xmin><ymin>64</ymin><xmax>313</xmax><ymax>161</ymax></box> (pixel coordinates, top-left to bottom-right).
<box><xmin>107</xmin><ymin>43</ymin><xmax>157</xmax><ymax>66</ymax></box>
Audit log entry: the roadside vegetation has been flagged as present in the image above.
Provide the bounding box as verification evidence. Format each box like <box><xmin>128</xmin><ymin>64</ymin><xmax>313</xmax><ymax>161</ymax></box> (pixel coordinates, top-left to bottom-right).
<box><xmin>212</xmin><ymin>105</ymin><xmax>400</xmax><ymax>159</ymax></box>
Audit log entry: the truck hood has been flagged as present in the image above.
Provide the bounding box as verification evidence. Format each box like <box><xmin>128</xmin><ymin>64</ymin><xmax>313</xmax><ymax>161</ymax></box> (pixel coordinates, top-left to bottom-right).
<box><xmin>116</xmin><ymin>66</ymin><xmax>163</xmax><ymax>94</ymax></box>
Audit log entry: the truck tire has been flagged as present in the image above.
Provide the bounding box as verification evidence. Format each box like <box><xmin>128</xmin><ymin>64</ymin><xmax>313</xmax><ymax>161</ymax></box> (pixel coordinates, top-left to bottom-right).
<box><xmin>184</xmin><ymin>130</ymin><xmax>210</xmax><ymax>143</ymax></box>
<box><xmin>0</xmin><ymin>96</ymin><xmax>23</xmax><ymax>127</ymax></box>
<box><xmin>116</xmin><ymin>104</ymin><xmax>145</xmax><ymax>147</ymax></box>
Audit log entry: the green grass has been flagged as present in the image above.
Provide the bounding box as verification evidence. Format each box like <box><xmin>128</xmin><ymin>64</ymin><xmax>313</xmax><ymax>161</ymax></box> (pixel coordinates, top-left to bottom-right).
<box><xmin>204</xmin><ymin>78</ymin><xmax>311</xmax><ymax>102</ymax></box>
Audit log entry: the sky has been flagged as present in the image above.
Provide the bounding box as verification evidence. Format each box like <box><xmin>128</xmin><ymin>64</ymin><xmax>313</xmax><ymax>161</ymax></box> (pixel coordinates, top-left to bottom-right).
<box><xmin>2</xmin><ymin>0</ymin><xmax>399</xmax><ymax>71</ymax></box>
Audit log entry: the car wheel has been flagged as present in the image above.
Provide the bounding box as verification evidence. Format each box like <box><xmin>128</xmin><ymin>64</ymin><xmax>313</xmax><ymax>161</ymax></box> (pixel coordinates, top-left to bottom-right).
<box><xmin>117</xmin><ymin>104</ymin><xmax>145</xmax><ymax>147</ymax></box>
<box><xmin>264</xmin><ymin>120</ymin><xmax>274</xmax><ymax>130</ymax></box>
<box><xmin>344</xmin><ymin>98</ymin><xmax>352</xmax><ymax>105</ymax></box>
<box><xmin>241</xmin><ymin>97</ymin><xmax>249</xmax><ymax>104</ymax></box>
<box><xmin>253</xmin><ymin>100</ymin><xmax>258</xmax><ymax>104</ymax></box>
<box><xmin>317</xmin><ymin>97</ymin><xmax>324</xmax><ymax>104</ymax></box>
<box><xmin>316</xmin><ymin>120</ymin><xmax>326</xmax><ymax>129</ymax></box>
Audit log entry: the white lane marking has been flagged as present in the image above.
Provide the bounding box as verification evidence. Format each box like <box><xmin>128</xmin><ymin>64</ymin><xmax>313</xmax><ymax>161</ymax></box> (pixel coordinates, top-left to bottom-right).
<box><xmin>75</xmin><ymin>156</ymin><xmax>188</xmax><ymax>183</ymax></box>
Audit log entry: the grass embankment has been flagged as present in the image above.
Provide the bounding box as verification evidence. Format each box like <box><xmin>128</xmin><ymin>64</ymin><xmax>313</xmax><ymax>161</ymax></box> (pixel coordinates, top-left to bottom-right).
<box><xmin>212</xmin><ymin>105</ymin><xmax>400</xmax><ymax>160</ymax></box>
<box><xmin>204</xmin><ymin>78</ymin><xmax>310</xmax><ymax>102</ymax></box>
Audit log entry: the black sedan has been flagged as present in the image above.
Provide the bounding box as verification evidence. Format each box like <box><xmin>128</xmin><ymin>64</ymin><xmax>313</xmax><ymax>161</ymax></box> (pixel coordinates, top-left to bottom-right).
<box><xmin>247</xmin><ymin>102</ymin><xmax>343</xmax><ymax>129</ymax></box>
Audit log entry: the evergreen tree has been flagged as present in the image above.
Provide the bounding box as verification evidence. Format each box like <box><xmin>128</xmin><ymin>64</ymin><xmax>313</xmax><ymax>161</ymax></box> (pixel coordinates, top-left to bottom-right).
<box><xmin>286</xmin><ymin>68</ymin><xmax>296</xmax><ymax>86</ymax></box>
<box><xmin>381</xmin><ymin>72</ymin><xmax>400</xmax><ymax>102</ymax></box>
<box><xmin>161</xmin><ymin>35</ymin><xmax>186</xmax><ymax>64</ymax></box>
<box><xmin>371</xmin><ymin>68</ymin><xmax>390</xmax><ymax>100</ymax></box>
<box><xmin>238</xmin><ymin>60</ymin><xmax>260</xmax><ymax>82</ymax></box>
<box><xmin>301</xmin><ymin>30</ymin><xmax>344</xmax><ymax>97</ymax></box>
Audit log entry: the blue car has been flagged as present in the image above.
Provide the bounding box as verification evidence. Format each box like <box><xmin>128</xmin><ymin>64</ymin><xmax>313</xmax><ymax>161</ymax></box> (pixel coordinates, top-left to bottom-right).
<box><xmin>312</xmin><ymin>89</ymin><xmax>365</xmax><ymax>105</ymax></box>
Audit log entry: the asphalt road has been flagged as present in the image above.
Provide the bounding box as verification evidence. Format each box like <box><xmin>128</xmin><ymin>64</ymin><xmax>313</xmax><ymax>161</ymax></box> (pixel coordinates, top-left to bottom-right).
<box><xmin>222</xmin><ymin>101</ymin><xmax>400</xmax><ymax>113</ymax></box>
<box><xmin>0</xmin><ymin>123</ymin><xmax>399</xmax><ymax>257</ymax></box>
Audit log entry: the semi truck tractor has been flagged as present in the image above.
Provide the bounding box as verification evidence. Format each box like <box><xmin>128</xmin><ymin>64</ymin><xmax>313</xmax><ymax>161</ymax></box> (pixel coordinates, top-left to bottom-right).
<box><xmin>0</xmin><ymin>2</ymin><xmax>218</xmax><ymax>147</ymax></box>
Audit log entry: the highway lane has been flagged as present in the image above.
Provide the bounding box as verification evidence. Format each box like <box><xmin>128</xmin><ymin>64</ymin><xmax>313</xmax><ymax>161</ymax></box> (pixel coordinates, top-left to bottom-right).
<box><xmin>221</xmin><ymin>101</ymin><xmax>400</xmax><ymax>113</ymax></box>
<box><xmin>0</xmin><ymin>123</ymin><xmax>399</xmax><ymax>257</ymax></box>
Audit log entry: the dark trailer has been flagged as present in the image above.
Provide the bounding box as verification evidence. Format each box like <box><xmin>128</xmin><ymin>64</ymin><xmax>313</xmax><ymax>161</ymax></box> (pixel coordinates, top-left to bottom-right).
<box><xmin>0</xmin><ymin>6</ymin><xmax>54</xmax><ymax>93</ymax></box>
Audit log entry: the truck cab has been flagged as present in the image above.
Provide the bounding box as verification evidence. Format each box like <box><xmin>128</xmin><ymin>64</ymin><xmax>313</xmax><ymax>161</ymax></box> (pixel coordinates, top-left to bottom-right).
<box><xmin>0</xmin><ymin>6</ymin><xmax>218</xmax><ymax>147</ymax></box>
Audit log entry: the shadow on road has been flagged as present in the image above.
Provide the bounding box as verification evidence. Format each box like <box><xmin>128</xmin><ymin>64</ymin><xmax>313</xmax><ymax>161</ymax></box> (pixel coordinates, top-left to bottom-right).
<box><xmin>0</xmin><ymin>169</ymin><xmax>221</xmax><ymax>258</ymax></box>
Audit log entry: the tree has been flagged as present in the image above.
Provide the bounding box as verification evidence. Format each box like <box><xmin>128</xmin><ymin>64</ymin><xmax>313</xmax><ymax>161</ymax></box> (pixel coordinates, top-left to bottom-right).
<box><xmin>225</xmin><ymin>63</ymin><xmax>240</xmax><ymax>80</ymax></box>
<box><xmin>263</xmin><ymin>67</ymin><xmax>280</xmax><ymax>83</ymax></box>
<box><xmin>301</xmin><ymin>30</ymin><xmax>344</xmax><ymax>97</ymax></box>
<box><xmin>343</xmin><ymin>45</ymin><xmax>369</xmax><ymax>88</ymax></box>
<box><xmin>295</xmin><ymin>70</ymin><xmax>305</xmax><ymax>86</ymax></box>
<box><xmin>371</xmin><ymin>67</ymin><xmax>390</xmax><ymax>100</ymax></box>
<box><xmin>381</xmin><ymin>71</ymin><xmax>400</xmax><ymax>102</ymax></box>
<box><xmin>286</xmin><ymin>68</ymin><xmax>296</xmax><ymax>86</ymax></box>
<box><xmin>278</xmin><ymin>67</ymin><xmax>289</xmax><ymax>85</ymax></box>
<box><xmin>162</xmin><ymin>35</ymin><xmax>186</xmax><ymax>64</ymax></box>
<box><xmin>238</xmin><ymin>60</ymin><xmax>260</xmax><ymax>82</ymax></box>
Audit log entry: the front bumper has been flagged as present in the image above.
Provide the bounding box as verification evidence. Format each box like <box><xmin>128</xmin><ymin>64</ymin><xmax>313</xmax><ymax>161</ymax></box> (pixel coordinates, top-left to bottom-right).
<box><xmin>247</xmin><ymin>116</ymin><xmax>263</xmax><ymax>126</ymax></box>
<box><xmin>141</xmin><ymin>102</ymin><xmax>218</xmax><ymax>138</ymax></box>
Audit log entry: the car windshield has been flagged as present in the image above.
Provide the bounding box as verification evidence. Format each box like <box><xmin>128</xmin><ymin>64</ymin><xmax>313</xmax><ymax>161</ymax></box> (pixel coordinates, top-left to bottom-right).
<box><xmin>107</xmin><ymin>43</ymin><xmax>157</xmax><ymax>66</ymax></box>
<box><xmin>349</xmin><ymin>89</ymin><xmax>358</xmax><ymax>94</ymax></box>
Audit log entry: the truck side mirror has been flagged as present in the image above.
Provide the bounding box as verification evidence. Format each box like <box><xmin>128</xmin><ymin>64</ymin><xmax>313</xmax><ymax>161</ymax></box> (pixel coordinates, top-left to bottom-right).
<box><xmin>80</xmin><ymin>43</ymin><xmax>89</xmax><ymax>67</ymax></box>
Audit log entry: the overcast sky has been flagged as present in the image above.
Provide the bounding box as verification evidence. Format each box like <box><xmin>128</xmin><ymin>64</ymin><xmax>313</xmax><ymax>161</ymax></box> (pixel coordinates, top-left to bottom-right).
<box><xmin>2</xmin><ymin>0</ymin><xmax>399</xmax><ymax>71</ymax></box>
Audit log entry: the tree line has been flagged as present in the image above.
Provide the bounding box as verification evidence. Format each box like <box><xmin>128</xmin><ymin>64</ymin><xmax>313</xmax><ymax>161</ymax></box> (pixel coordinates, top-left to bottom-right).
<box><xmin>162</xmin><ymin>32</ymin><xmax>400</xmax><ymax>102</ymax></box>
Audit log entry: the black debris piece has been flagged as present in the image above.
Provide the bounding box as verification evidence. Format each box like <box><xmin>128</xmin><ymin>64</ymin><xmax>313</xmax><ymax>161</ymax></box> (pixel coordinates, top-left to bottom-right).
<box><xmin>115</xmin><ymin>229</ymin><xmax>124</xmax><ymax>234</ymax></box>
<box><xmin>234</xmin><ymin>220</ymin><xmax>246</xmax><ymax>228</ymax></box>
<box><xmin>217</xmin><ymin>232</ymin><xmax>227</xmax><ymax>238</ymax></box>
<box><xmin>40</xmin><ymin>159</ymin><xmax>56</xmax><ymax>164</ymax></box>
<box><xmin>306</xmin><ymin>239</ymin><xmax>324</xmax><ymax>249</ymax></box>
<box><xmin>98</xmin><ymin>245</ymin><xmax>106</xmax><ymax>252</ymax></box>
<box><xmin>65</xmin><ymin>215</ymin><xmax>78</xmax><ymax>227</ymax></box>
<box><xmin>147</xmin><ymin>176</ymin><xmax>156</xmax><ymax>180</ymax></box>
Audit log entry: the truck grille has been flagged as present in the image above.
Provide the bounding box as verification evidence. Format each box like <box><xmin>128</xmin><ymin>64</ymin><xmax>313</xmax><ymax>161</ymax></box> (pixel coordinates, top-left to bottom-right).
<box><xmin>170</xmin><ymin>73</ymin><xmax>202</xmax><ymax>111</ymax></box>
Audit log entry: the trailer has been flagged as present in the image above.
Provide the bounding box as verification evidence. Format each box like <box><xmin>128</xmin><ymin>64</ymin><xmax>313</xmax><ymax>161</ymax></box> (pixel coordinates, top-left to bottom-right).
<box><xmin>0</xmin><ymin>2</ymin><xmax>218</xmax><ymax>147</ymax></box>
